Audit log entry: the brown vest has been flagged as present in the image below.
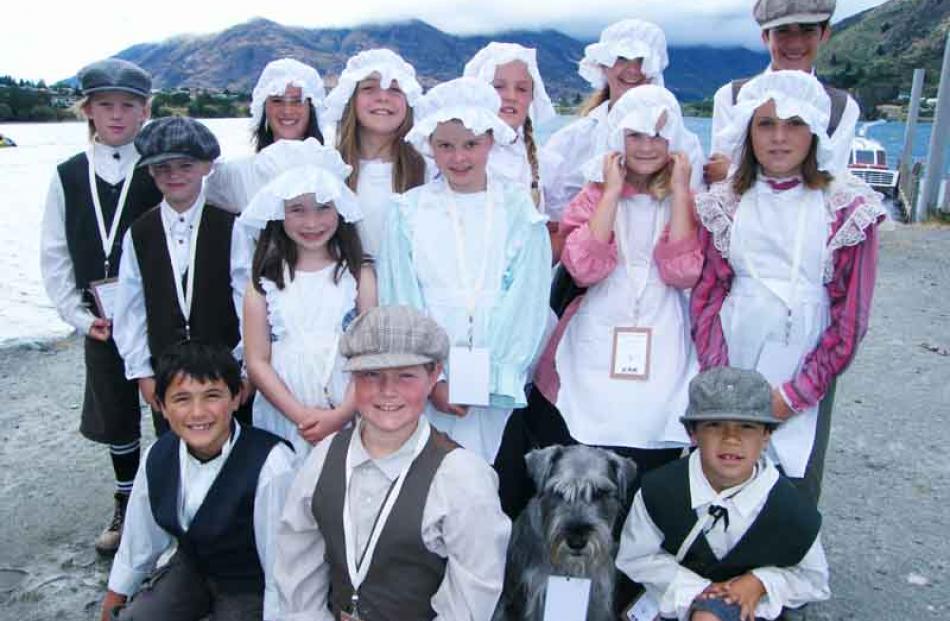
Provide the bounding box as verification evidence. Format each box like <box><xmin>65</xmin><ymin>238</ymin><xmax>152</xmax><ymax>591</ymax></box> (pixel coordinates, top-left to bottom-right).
<box><xmin>311</xmin><ymin>425</ymin><xmax>458</xmax><ymax>621</ymax></box>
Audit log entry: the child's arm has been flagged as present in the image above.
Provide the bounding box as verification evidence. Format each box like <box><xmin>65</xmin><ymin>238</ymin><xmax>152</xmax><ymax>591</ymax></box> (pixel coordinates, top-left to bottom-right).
<box><xmin>654</xmin><ymin>154</ymin><xmax>703</xmax><ymax>290</ymax></box>
<box><xmin>229</xmin><ymin>221</ymin><xmax>255</xmax><ymax>362</ymax></box>
<box><xmin>780</xmin><ymin>211</ymin><xmax>882</xmax><ymax>413</ymax></box>
<box><xmin>689</xmin><ymin>224</ymin><xmax>733</xmax><ymax>370</ymax></box>
<box><xmin>616</xmin><ymin>491</ymin><xmax>712</xmax><ymax>620</ymax></box>
<box><xmin>274</xmin><ymin>443</ymin><xmax>335</xmax><ymax>621</ymax></box>
<box><xmin>356</xmin><ymin>263</ymin><xmax>378</xmax><ymax>313</ymax></box>
<box><xmin>560</xmin><ymin>181</ymin><xmax>621</xmax><ymax>287</ymax></box>
<box><xmin>748</xmin><ymin>535</ymin><xmax>831</xmax><ymax>618</ymax></box>
<box><xmin>252</xmin><ymin>442</ymin><xmax>297</xmax><ymax>621</ymax></box>
<box><xmin>39</xmin><ymin>174</ymin><xmax>98</xmax><ymax>336</ymax></box>
<box><xmin>112</xmin><ymin>231</ymin><xmax>158</xmax><ymax>409</ymax></box>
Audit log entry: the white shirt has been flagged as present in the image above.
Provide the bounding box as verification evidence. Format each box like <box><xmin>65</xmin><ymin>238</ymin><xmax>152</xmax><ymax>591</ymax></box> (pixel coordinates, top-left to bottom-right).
<box><xmin>39</xmin><ymin>141</ymin><xmax>141</xmax><ymax>335</ymax></box>
<box><xmin>107</xmin><ymin>422</ymin><xmax>296</xmax><ymax>621</ymax></box>
<box><xmin>274</xmin><ymin>417</ymin><xmax>511</xmax><ymax>621</ymax></box>
<box><xmin>204</xmin><ymin>155</ymin><xmax>262</xmax><ymax>214</ymax></box>
<box><xmin>112</xmin><ymin>191</ymin><xmax>254</xmax><ymax>379</ymax></box>
<box><xmin>616</xmin><ymin>452</ymin><xmax>830</xmax><ymax>620</ymax></box>
<box><xmin>709</xmin><ymin>65</ymin><xmax>860</xmax><ymax>174</ymax></box>
<box><xmin>355</xmin><ymin>158</ymin><xmax>396</xmax><ymax>258</ymax></box>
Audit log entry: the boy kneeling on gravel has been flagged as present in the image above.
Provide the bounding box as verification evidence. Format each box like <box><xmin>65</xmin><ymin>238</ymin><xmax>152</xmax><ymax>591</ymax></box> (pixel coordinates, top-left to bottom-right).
<box><xmin>616</xmin><ymin>367</ymin><xmax>830</xmax><ymax>621</ymax></box>
<box><xmin>100</xmin><ymin>341</ymin><xmax>295</xmax><ymax>621</ymax></box>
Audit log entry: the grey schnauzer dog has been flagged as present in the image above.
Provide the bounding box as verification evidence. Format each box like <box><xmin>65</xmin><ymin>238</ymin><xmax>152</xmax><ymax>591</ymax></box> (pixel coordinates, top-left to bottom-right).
<box><xmin>493</xmin><ymin>444</ymin><xmax>637</xmax><ymax>621</ymax></box>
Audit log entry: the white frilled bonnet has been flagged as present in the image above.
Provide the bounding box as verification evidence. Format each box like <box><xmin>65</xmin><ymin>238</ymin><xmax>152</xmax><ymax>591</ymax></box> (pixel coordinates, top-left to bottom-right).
<box><xmin>239</xmin><ymin>138</ymin><xmax>362</xmax><ymax>229</ymax></box>
<box><xmin>321</xmin><ymin>49</ymin><xmax>423</xmax><ymax>128</ymax></box>
<box><xmin>715</xmin><ymin>70</ymin><xmax>834</xmax><ymax>172</ymax></box>
<box><xmin>250</xmin><ymin>59</ymin><xmax>326</xmax><ymax>130</ymax></box>
<box><xmin>579</xmin><ymin>19</ymin><xmax>669</xmax><ymax>89</ymax></box>
<box><xmin>405</xmin><ymin>77</ymin><xmax>517</xmax><ymax>157</ymax></box>
<box><xmin>462</xmin><ymin>42</ymin><xmax>556</xmax><ymax>126</ymax></box>
<box><xmin>582</xmin><ymin>84</ymin><xmax>697</xmax><ymax>182</ymax></box>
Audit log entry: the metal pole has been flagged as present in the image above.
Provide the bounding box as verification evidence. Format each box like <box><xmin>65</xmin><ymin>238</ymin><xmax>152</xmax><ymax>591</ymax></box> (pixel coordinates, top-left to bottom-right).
<box><xmin>901</xmin><ymin>69</ymin><xmax>925</xmax><ymax>221</ymax></box>
<box><xmin>919</xmin><ymin>34</ymin><xmax>950</xmax><ymax>219</ymax></box>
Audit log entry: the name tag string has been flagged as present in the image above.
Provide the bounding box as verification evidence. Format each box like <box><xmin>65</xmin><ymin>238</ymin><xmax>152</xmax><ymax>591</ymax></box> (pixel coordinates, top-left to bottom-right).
<box><xmin>445</xmin><ymin>185</ymin><xmax>494</xmax><ymax>348</ymax></box>
<box><xmin>613</xmin><ymin>197</ymin><xmax>665</xmax><ymax>327</ymax></box>
<box><xmin>163</xmin><ymin>202</ymin><xmax>205</xmax><ymax>340</ymax></box>
<box><xmin>86</xmin><ymin>146</ymin><xmax>139</xmax><ymax>278</ymax></box>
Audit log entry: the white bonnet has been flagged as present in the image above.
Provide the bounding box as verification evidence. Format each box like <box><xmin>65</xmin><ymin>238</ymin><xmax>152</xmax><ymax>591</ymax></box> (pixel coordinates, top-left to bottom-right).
<box><xmin>715</xmin><ymin>70</ymin><xmax>834</xmax><ymax>172</ymax></box>
<box><xmin>582</xmin><ymin>84</ymin><xmax>696</xmax><ymax>182</ymax></box>
<box><xmin>462</xmin><ymin>42</ymin><xmax>556</xmax><ymax>126</ymax></box>
<box><xmin>250</xmin><ymin>58</ymin><xmax>326</xmax><ymax>131</ymax></box>
<box><xmin>579</xmin><ymin>19</ymin><xmax>669</xmax><ymax>90</ymax></box>
<box><xmin>321</xmin><ymin>49</ymin><xmax>423</xmax><ymax>129</ymax></box>
<box><xmin>239</xmin><ymin>138</ymin><xmax>362</xmax><ymax>229</ymax></box>
<box><xmin>405</xmin><ymin>77</ymin><xmax>517</xmax><ymax>157</ymax></box>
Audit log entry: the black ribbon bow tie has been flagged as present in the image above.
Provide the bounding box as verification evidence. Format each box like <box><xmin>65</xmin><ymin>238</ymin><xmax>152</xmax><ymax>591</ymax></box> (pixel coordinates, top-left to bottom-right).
<box><xmin>113</xmin><ymin>151</ymin><xmax>121</xmax><ymax>161</ymax></box>
<box><xmin>708</xmin><ymin>504</ymin><xmax>730</xmax><ymax>532</ymax></box>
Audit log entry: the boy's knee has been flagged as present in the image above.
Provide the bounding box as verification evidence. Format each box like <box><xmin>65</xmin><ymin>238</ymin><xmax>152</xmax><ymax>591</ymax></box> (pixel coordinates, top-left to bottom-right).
<box><xmin>690</xmin><ymin>611</ymin><xmax>724</xmax><ymax>621</ymax></box>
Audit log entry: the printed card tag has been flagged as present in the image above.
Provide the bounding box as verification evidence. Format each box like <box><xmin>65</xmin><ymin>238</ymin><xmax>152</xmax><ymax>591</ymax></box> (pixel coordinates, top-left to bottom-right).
<box><xmin>89</xmin><ymin>277</ymin><xmax>120</xmax><ymax>320</ymax></box>
<box><xmin>448</xmin><ymin>346</ymin><xmax>491</xmax><ymax>407</ymax></box>
<box><xmin>625</xmin><ymin>590</ymin><xmax>661</xmax><ymax>621</ymax></box>
<box><xmin>610</xmin><ymin>327</ymin><xmax>652</xmax><ymax>380</ymax></box>
<box><xmin>543</xmin><ymin>575</ymin><xmax>591</xmax><ymax>620</ymax></box>
<box><xmin>755</xmin><ymin>339</ymin><xmax>804</xmax><ymax>386</ymax></box>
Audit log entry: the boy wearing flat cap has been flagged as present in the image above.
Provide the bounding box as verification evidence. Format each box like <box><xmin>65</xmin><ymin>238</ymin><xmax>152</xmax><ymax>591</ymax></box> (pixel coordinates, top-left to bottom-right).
<box><xmin>616</xmin><ymin>368</ymin><xmax>829</xmax><ymax>621</ymax></box>
<box><xmin>275</xmin><ymin>305</ymin><xmax>511</xmax><ymax>620</ymax></box>
<box><xmin>705</xmin><ymin>0</ymin><xmax>859</xmax><ymax>182</ymax></box>
<box><xmin>40</xmin><ymin>57</ymin><xmax>163</xmax><ymax>554</ymax></box>
<box><xmin>113</xmin><ymin>116</ymin><xmax>254</xmax><ymax>435</ymax></box>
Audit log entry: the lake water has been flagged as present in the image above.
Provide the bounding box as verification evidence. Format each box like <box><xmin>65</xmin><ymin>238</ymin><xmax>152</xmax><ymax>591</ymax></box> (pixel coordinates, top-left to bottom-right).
<box><xmin>0</xmin><ymin>115</ymin><xmax>935</xmax><ymax>346</ymax></box>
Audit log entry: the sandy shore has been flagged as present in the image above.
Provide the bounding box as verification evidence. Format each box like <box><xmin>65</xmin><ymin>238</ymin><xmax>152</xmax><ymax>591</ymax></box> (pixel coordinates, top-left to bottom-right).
<box><xmin>0</xmin><ymin>223</ymin><xmax>948</xmax><ymax>620</ymax></box>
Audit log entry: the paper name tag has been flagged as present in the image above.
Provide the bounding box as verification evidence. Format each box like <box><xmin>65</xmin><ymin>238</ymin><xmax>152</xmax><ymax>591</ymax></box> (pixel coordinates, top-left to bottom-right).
<box><xmin>610</xmin><ymin>327</ymin><xmax>652</xmax><ymax>380</ymax></box>
<box><xmin>543</xmin><ymin>575</ymin><xmax>591</xmax><ymax>620</ymax></box>
<box><xmin>89</xmin><ymin>277</ymin><xmax>120</xmax><ymax>320</ymax></box>
<box><xmin>625</xmin><ymin>590</ymin><xmax>661</xmax><ymax>621</ymax></box>
<box><xmin>448</xmin><ymin>346</ymin><xmax>490</xmax><ymax>407</ymax></box>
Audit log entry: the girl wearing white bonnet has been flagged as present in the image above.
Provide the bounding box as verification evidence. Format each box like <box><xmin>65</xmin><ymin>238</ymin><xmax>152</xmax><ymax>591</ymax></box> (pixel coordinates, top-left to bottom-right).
<box><xmin>206</xmin><ymin>58</ymin><xmax>327</xmax><ymax>213</ymax></box>
<box><xmin>543</xmin><ymin>19</ymin><xmax>704</xmax><ymax>223</ymax></box>
<box><xmin>692</xmin><ymin>70</ymin><xmax>885</xmax><ymax>502</ymax></box>
<box><xmin>496</xmin><ymin>84</ymin><xmax>703</xmax><ymax>518</ymax></box>
<box><xmin>240</xmin><ymin>138</ymin><xmax>375</xmax><ymax>461</ymax></box>
<box><xmin>378</xmin><ymin>77</ymin><xmax>552</xmax><ymax>463</ymax></box>
<box><xmin>322</xmin><ymin>49</ymin><xmax>427</xmax><ymax>257</ymax></box>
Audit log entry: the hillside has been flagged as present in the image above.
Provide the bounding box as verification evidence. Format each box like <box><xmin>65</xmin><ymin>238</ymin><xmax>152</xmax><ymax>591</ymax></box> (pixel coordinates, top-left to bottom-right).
<box><xmin>110</xmin><ymin>18</ymin><xmax>770</xmax><ymax>102</ymax></box>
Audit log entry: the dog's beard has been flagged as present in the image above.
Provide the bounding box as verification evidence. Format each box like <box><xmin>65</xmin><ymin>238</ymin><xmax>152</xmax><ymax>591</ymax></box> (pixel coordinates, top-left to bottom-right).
<box><xmin>546</xmin><ymin>519</ymin><xmax>614</xmax><ymax>577</ymax></box>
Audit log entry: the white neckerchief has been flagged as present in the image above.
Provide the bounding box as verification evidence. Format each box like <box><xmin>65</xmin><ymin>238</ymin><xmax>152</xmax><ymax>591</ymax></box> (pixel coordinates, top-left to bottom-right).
<box><xmin>86</xmin><ymin>144</ymin><xmax>140</xmax><ymax>277</ymax></box>
<box><xmin>444</xmin><ymin>183</ymin><xmax>495</xmax><ymax>347</ymax></box>
<box><xmin>613</xmin><ymin>191</ymin><xmax>667</xmax><ymax>325</ymax></box>
<box><xmin>342</xmin><ymin>418</ymin><xmax>431</xmax><ymax>613</ymax></box>
<box><xmin>162</xmin><ymin>193</ymin><xmax>205</xmax><ymax>339</ymax></box>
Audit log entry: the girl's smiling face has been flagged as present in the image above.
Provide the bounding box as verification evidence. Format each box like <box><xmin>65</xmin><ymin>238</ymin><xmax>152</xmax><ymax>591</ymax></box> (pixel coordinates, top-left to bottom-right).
<box><xmin>265</xmin><ymin>85</ymin><xmax>311</xmax><ymax>141</ymax></box>
<box><xmin>492</xmin><ymin>60</ymin><xmax>534</xmax><ymax>130</ymax></box>
<box><xmin>282</xmin><ymin>193</ymin><xmax>339</xmax><ymax>253</ymax></box>
<box><xmin>354</xmin><ymin>73</ymin><xmax>409</xmax><ymax>139</ymax></box>
<box><xmin>750</xmin><ymin>99</ymin><xmax>814</xmax><ymax>178</ymax></box>
<box><xmin>605</xmin><ymin>57</ymin><xmax>649</xmax><ymax>104</ymax></box>
<box><xmin>429</xmin><ymin>120</ymin><xmax>493</xmax><ymax>193</ymax></box>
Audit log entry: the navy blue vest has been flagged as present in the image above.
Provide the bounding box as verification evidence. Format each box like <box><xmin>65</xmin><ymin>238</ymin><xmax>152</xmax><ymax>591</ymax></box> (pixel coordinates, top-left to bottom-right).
<box><xmin>145</xmin><ymin>425</ymin><xmax>283</xmax><ymax>593</ymax></box>
<box><xmin>640</xmin><ymin>457</ymin><xmax>821</xmax><ymax>583</ymax></box>
<box><xmin>130</xmin><ymin>204</ymin><xmax>239</xmax><ymax>367</ymax></box>
<box><xmin>58</xmin><ymin>152</ymin><xmax>162</xmax><ymax>313</ymax></box>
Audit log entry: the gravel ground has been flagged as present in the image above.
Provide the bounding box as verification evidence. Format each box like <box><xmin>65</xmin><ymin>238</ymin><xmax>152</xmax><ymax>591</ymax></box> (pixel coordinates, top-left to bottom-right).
<box><xmin>0</xmin><ymin>223</ymin><xmax>947</xmax><ymax>620</ymax></box>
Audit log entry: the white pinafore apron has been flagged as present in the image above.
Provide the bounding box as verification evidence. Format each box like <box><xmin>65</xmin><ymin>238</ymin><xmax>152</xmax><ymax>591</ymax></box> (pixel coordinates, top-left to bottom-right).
<box><xmin>721</xmin><ymin>182</ymin><xmax>830</xmax><ymax>478</ymax></box>
<box><xmin>555</xmin><ymin>195</ymin><xmax>695</xmax><ymax>449</ymax></box>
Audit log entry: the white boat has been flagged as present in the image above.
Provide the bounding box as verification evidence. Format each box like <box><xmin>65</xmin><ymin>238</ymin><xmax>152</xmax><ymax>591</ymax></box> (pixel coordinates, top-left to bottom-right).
<box><xmin>847</xmin><ymin>124</ymin><xmax>898</xmax><ymax>198</ymax></box>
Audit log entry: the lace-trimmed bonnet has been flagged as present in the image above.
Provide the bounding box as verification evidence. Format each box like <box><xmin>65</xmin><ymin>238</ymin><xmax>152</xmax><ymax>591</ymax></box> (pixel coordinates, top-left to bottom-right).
<box><xmin>462</xmin><ymin>42</ymin><xmax>556</xmax><ymax>126</ymax></box>
<box><xmin>321</xmin><ymin>49</ymin><xmax>423</xmax><ymax>131</ymax></box>
<box><xmin>579</xmin><ymin>19</ymin><xmax>669</xmax><ymax>89</ymax></box>
<box><xmin>239</xmin><ymin>138</ymin><xmax>362</xmax><ymax>229</ymax></box>
<box><xmin>715</xmin><ymin>70</ymin><xmax>835</xmax><ymax>172</ymax></box>
<box><xmin>405</xmin><ymin>77</ymin><xmax>517</xmax><ymax>157</ymax></box>
<box><xmin>582</xmin><ymin>84</ymin><xmax>697</xmax><ymax>182</ymax></box>
<box><xmin>250</xmin><ymin>59</ymin><xmax>326</xmax><ymax>131</ymax></box>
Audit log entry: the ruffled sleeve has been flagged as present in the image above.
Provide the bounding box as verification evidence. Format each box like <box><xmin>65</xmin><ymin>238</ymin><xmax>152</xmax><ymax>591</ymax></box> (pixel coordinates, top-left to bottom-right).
<box><xmin>377</xmin><ymin>190</ymin><xmax>427</xmax><ymax>310</ymax></box>
<box><xmin>258</xmin><ymin>277</ymin><xmax>285</xmax><ymax>341</ymax></box>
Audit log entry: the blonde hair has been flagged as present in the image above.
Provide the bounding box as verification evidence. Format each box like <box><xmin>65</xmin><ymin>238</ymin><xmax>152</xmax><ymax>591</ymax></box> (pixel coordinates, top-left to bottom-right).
<box><xmin>578</xmin><ymin>87</ymin><xmax>610</xmax><ymax>117</ymax></box>
<box><xmin>336</xmin><ymin>94</ymin><xmax>425</xmax><ymax>194</ymax></box>
<box><xmin>522</xmin><ymin>116</ymin><xmax>541</xmax><ymax>208</ymax></box>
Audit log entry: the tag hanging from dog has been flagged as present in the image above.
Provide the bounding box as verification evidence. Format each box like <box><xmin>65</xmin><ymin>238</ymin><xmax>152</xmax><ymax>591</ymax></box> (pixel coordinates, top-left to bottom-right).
<box><xmin>543</xmin><ymin>575</ymin><xmax>591</xmax><ymax>620</ymax></box>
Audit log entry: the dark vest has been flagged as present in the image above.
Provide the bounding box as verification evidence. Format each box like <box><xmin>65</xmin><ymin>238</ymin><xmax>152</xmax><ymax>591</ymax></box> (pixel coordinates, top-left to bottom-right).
<box><xmin>640</xmin><ymin>457</ymin><xmax>821</xmax><ymax>583</ymax></box>
<box><xmin>731</xmin><ymin>77</ymin><xmax>849</xmax><ymax>137</ymax></box>
<box><xmin>130</xmin><ymin>204</ymin><xmax>239</xmax><ymax>366</ymax></box>
<box><xmin>58</xmin><ymin>152</ymin><xmax>162</xmax><ymax>313</ymax></box>
<box><xmin>145</xmin><ymin>425</ymin><xmax>283</xmax><ymax>593</ymax></box>
<box><xmin>311</xmin><ymin>426</ymin><xmax>458</xmax><ymax>621</ymax></box>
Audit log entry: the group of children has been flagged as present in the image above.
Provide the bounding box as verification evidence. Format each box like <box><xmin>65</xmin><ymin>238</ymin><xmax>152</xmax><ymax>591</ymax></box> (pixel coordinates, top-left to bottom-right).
<box><xmin>38</xmin><ymin>0</ymin><xmax>886</xmax><ymax>619</ymax></box>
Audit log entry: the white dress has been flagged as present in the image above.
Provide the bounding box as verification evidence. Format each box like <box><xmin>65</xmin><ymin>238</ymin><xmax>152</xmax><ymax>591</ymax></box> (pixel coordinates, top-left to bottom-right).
<box><xmin>355</xmin><ymin>158</ymin><xmax>396</xmax><ymax>259</ymax></box>
<box><xmin>253</xmin><ymin>264</ymin><xmax>358</xmax><ymax>462</ymax></box>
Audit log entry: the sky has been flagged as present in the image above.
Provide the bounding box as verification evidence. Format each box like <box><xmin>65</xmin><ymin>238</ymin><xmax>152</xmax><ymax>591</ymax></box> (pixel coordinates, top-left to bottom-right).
<box><xmin>4</xmin><ymin>0</ymin><xmax>889</xmax><ymax>82</ymax></box>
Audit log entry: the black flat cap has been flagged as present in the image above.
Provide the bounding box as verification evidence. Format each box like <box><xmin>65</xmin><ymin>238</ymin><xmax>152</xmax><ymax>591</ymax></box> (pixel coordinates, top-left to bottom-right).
<box><xmin>78</xmin><ymin>58</ymin><xmax>152</xmax><ymax>98</ymax></box>
<box><xmin>135</xmin><ymin>117</ymin><xmax>221</xmax><ymax>166</ymax></box>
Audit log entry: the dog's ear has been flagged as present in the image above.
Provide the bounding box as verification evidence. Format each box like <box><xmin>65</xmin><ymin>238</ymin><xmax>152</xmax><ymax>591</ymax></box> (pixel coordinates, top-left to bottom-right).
<box><xmin>606</xmin><ymin>452</ymin><xmax>638</xmax><ymax>506</ymax></box>
<box><xmin>525</xmin><ymin>445</ymin><xmax>563</xmax><ymax>489</ymax></box>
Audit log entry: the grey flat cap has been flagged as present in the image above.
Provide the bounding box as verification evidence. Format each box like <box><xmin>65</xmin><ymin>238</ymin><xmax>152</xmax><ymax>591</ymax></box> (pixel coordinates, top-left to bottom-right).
<box><xmin>78</xmin><ymin>58</ymin><xmax>152</xmax><ymax>98</ymax></box>
<box><xmin>681</xmin><ymin>367</ymin><xmax>783</xmax><ymax>426</ymax></box>
<box><xmin>754</xmin><ymin>0</ymin><xmax>836</xmax><ymax>30</ymax></box>
<box><xmin>135</xmin><ymin>117</ymin><xmax>221</xmax><ymax>167</ymax></box>
<box><xmin>341</xmin><ymin>306</ymin><xmax>449</xmax><ymax>372</ymax></box>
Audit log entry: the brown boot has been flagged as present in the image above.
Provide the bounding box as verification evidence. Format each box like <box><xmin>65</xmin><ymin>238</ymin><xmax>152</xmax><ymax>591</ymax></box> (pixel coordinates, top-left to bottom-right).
<box><xmin>95</xmin><ymin>492</ymin><xmax>129</xmax><ymax>555</ymax></box>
